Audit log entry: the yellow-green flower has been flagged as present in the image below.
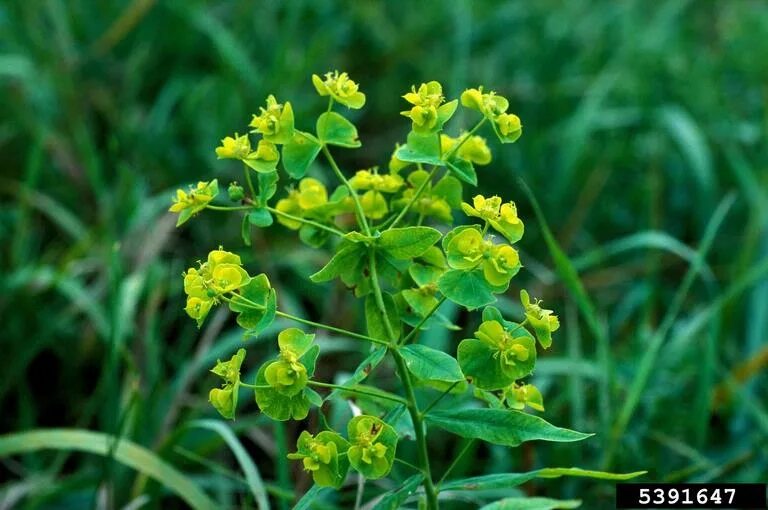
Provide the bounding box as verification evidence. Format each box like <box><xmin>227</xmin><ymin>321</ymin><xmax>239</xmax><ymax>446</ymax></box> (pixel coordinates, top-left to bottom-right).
<box><xmin>445</xmin><ymin>227</ymin><xmax>521</xmax><ymax>286</ymax></box>
<box><xmin>208</xmin><ymin>348</ymin><xmax>246</xmax><ymax>419</ymax></box>
<box><xmin>215</xmin><ymin>133</ymin><xmax>251</xmax><ymax>159</ymax></box>
<box><xmin>275</xmin><ymin>177</ymin><xmax>329</xmax><ymax>230</ymax></box>
<box><xmin>401</xmin><ymin>81</ymin><xmax>458</xmax><ymax>134</ymax></box>
<box><xmin>209</xmin><ymin>386</ymin><xmax>236</xmax><ymax>419</ymax></box>
<box><xmin>360</xmin><ymin>190</ymin><xmax>389</xmax><ymax>219</ymax></box>
<box><xmin>503</xmin><ymin>382</ymin><xmax>544</xmax><ymax>411</ymax></box>
<box><xmin>312</xmin><ymin>71</ymin><xmax>366</xmax><ymax>109</ymax></box>
<box><xmin>457</xmin><ymin>319</ymin><xmax>537</xmax><ymax>390</ymax></box>
<box><xmin>349</xmin><ymin>169</ymin><xmax>404</xmax><ymax>193</ymax></box>
<box><xmin>495</xmin><ymin>112</ymin><xmax>522</xmax><ymax>142</ymax></box>
<box><xmin>461</xmin><ymin>194</ymin><xmax>524</xmax><ymax>244</ymax></box>
<box><xmin>242</xmin><ymin>139</ymin><xmax>280</xmax><ymax>173</ymax></box>
<box><xmin>169</xmin><ymin>180</ymin><xmax>219</xmax><ymax>226</ymax></box>
<box><xmin>287</xmin><ymin>431</ymin><xmax>350</xmax><ymax>488</ymax></box>
<box><xmin>249</xmin><ymin>95</ymin><xmax>295</xmax><ymax>144</ymax></box>
<box><xmin>388</xmin><ymin>144</ymin><xmax>411</xmax><ymax>174</ymax></box>
<box><xmin>460</xmin><ymin>87</ymin><xmax>509</xmax><ymax>117</ymax></box>
<box><xmin>263</xmin><ymin>328</ymin><xmax>314</xmax><ymax>396</ymax></box>
<box><xmin>441</xmin><ymin>133</ymin><xmax>492</xmax><ymax>165</ymax></box>
<box><xmin>347</xmin><ymin>416</ymin><xmax>397</xmax><ymax>480</ymax></box>
<box><xmin>520</xmin><ymin>290</ymin><xmax>560</xmax><ymax>348</ymax></box>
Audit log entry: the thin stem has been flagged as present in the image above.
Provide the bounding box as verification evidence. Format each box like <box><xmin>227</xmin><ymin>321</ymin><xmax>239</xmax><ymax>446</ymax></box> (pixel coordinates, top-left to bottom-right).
<box><xmin>206</xmin><ymin>205</ymin><xmax>252</xmax><ymax>211</ymax></box>
<box><xmin>321</xmin><ymin>145</ymin><xmax>371</xmax><ymax>235</ymax></box>
<box><xmin>239</xmin><ymin>382</ymin><xmax>270</xmax><ymax>390</ymax></box>
<box><xmin>441</xmin><ymin>118</ymin><xmax>487</xmax><ymax>161</ymax></box>
<box><xmin>307</xmin><ymin>381</ymin><xmax>407</xmax><ymax>405</ymax></box>
<box><xmin>368</xmin><ymin>249</ymin><xmax>439</xmax><ymax>510</ymax></box>
<box><xmin>420</xmin><ymin>381</ymin><xmax>460</xmax><ymax>418</ymax></box>
<box><xmin>437</xmin><ymin>439</ymin><xmax>475</xmax><ymax>487</ymax></box>
<box><xmin>388</xmin><ymin>165</ymin><xmax>438</xmax><ymax>230</ymax></box>
<box><xmin>394</xmin><ymin>457</ymin><xmax>423</xmax><ymax>473</ymax></box>
<box><xmin>391</xmin><ymin>350</ymin><xmax>439</xmax><ymax>510</ymax></box>
<box><xmin>222</xmin><ymin>294</ymin><xmax>389</xmax><ymax>346</ymax></box>
<box><xmin>399</xmin><ymin>295</ymin><xmax>447</xmax><ymax>346</ymax></box>
<box><xmin>243</xmin><ymin>164</ymin><xmax>258</xmax><ymax>199</ymax></box>
<box><xmin>266</xmin><ymin>206</ymin><xmax>345</xmax><ymax>237</ymax></box>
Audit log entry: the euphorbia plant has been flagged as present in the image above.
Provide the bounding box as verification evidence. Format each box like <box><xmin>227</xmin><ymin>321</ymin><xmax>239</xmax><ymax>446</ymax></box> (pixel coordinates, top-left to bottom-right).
<box><xmin>171</xmin><ymin>71</ymin><xmax>643</xmax><ymax>509</ymax></box>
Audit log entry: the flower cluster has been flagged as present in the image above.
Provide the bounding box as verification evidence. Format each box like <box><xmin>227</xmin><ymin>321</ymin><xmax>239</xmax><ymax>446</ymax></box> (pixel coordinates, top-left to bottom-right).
<box><xmin>168</xmin><ymin>180</ymin><xmax>219</xmax><ymax>226</ymax></box>
<box><xmin>183</xmin><ymin>248</ymin><xmax>250</xmax><ymax>326</ymax></box>
<box><xmin>312</xmin><ymin>71</ymin><xmax>366</xmax><ymax>109</ymax></box>
<box><xmin>349</xmin><ymin>168</ymin><xmax>404</xmax><ymax>219</ymax></box>
<box><xmin>461</xmin><ymin>86</ymin><xmax>523</xmax><ymax>143</ymax></box>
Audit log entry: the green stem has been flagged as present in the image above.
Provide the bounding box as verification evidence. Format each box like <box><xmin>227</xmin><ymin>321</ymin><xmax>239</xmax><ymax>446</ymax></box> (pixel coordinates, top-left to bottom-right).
<box><xmin>239</xmin><ymin>382</ymin><xmax>270</xmax><ymax>390</ymax></box>
<box><xmin>399</xmin><ymin>295</ymin><xmax>447</xmax><ymax>346</ymax></box>
<box><xmin>321</xmin><ymin>145</ymin><xmax>371</xmax><ymax>235</ymax></box>
<box><xmin>243</xmin><ymin>164</ymin><xmax>257</xmax><ymax>199</ymax></box>
<box><xmin>391</xmin><ymin>349</ymin><xmax>439</xmax><ymax>510</ymax></box>
<box><xmin>441</xmin><ymin>118</ymin><xmax>487</xmax><ymax>161</ymax></box>
<box><xmin>222</xmin><ymin>295</ymin><xmax>389</xmax><ymax>346</ymax></box>
<box><xmin>388</xmin><ymin>165</ymin><xmax>438</xmax><ymax>230</ymax></box>
<box><xmin>307</xmin><ymin>381</ymin><xmax>407</xmax><ymax>405</ymax></box>
<box><xmin>266</xmin><ymin>206</ymin><xmax>345</xmax><ymax>237</ymax></box>
<box><xmin>437</xmin><ymin>439</ymin><xmax>475</xmax><ymax>487</ymax></box>
<box><xmin>368</xmin><ymin>250</ymin><xmax>439</xmax><ymax>510</ymax></box>
<box><xmin>206</xmin><ymin>205</ymin><xmax>252</xmax><ymax>211</ymax></box>
<box><xmin>420</xmin><ymin>381</ymin><xmax>460</xmax><ymax>418</ymax></box>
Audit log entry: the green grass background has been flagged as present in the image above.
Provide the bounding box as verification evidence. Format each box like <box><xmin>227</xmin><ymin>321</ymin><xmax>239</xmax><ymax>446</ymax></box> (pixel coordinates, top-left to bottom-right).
<box><xmin>1</xmin><ymin>0</ymin><xmax>767</xmax><ymax>508</ymax></box>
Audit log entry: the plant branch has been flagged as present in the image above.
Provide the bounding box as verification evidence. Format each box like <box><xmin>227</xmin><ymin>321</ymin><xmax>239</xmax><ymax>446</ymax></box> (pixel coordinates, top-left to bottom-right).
<box><xmin>441</xmin><ymin>118</ymin><xmax>487</xmax><ymax>161</ymax></box>
<box><xmin>399</xmin><ymin>295</ymin><xmax>447</xmax><ymax>346</ymax></box>
<box><xmin>321</xmin><ymin>145</ymin><xmax>371</xmax><ymax>235</ymax></box>
<box><xmin>420</xmin><ymin>381</ymin><xmax>460</xmax><ymax>418</ymax></box>
<box><xmin>388</xmin><ymin>165</ymin><xmax>438</xmax><ymax>230</ymax></box>
<box><xmin>307</xmin><ymin>381</ymin><xmax>407</xmax><ymax>405</ymax></box>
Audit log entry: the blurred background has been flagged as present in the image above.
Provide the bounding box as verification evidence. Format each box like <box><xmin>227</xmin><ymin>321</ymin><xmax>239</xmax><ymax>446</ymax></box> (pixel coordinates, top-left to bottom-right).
<box><xmin>1</xmin><ymin>0</ymin><xmax>767</xmax><ymax>508</ymax></box>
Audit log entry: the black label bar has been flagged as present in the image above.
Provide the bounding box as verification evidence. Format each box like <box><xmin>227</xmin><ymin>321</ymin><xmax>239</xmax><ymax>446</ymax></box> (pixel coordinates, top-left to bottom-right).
<box><xmin>616</xmin><ymin>483</ymin><xmax>767</xmax><ymax>509</ymax></box>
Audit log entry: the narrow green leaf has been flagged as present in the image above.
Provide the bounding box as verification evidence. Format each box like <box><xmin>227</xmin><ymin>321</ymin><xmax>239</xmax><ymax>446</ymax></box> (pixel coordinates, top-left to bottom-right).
<box><xmin>401</xmin><ymin>344</ymin><xmax>464</xmax><ymax>383</ymax></box>
<box><xmin>379</xmin><ymin>226</ymin><xmax>442</xmax><ymax>259</ymax></box>
<box><xmin>189</xmin><ymin>420</ymin><xmax>270</xmax><ymax>510</ymax></box>
<box><xmin>328</xmin><ymin>347</ymin><xmax>387</xmax><ymax>401</ymax></box>
<box><xmin>441</xmin><ymin>467</ymin><xmax>646</xmax><ymax>492</ymax></box>
<box><xmin>446</xmin><ymin>158</ymin><xmax>477</xmax><ymax>186</ymax></box>
<box><xmin>310</xmin><ymin>243</ymin><xmax>366</xmax><ymax>283</ymax></box>
<box><xmin>427</xmin><ymin>408</ymin><xmax>592</xmax><ymax>447</ymax></box>
<box><xmin>376</xmin><ymin>473</ymin><xmax>424</xmax><ymax>510</ymax></box>
<box><xmin>480</xmin><ymin>497</ymin><xmax>581</xmax><ymax>510</ymax></box>
<box><xmin>316</xmin><ymin>112</ymin><xmax>361</xmax><ymax>148</ymax></box>
<box><xmin>282</xmin><ymin>131</ymin><xmax>321</xmax><ymax>179</ymax></box>
<box><xmin>0</xmin><ymin>429</ymin><xmax>218</xmax><ymax>510</ymax></box>
<box><xmin>294</xmin><ymin>485</ymin><xmax>331</xmax><ymax>510</ymax></box>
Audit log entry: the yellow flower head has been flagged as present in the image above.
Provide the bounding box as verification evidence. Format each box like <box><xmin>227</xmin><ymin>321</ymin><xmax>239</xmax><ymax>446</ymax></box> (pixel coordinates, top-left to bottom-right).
<box><xmin>215</xmin><ymin>133</ymin><xmax>251</xmax><ymax>159</ymax></box>
<box><xmin>349</xmin><ymin>169</ymin><xmax>403</xmax><ymax>193</ymax></box>
<box><xmin>312</xmin><ymin>71</ymin><xmax>366</xmax><ymax>109</ymax></box>
<box><xmin>401</xmin><ymin>81</ymin><xmax>448</xmax><ymax>133</ymax></box>
<box><xmin>169</xmin><ymin>180</ymin><xmax>219</xmax><ymax>226</ymax></box>
<box><xmin>461</xmin><ymin>87</ymin><xmax>509</xmax><ymax>117</ymax></box>
<box><xmin>249</xmin><ymin>95</ymin><xmax>295</xmax><ymax>143</ymax></box>
<box><xmin>275</xmin><ymin>178</ymin><xmax>329</xmax><ymax>230</ymax></box>
<box><xmin>461</xmin><ymin>194</ymin><xmax>524</xmax><ymax>244</ymax></box>
<box><xmin>457</xmin><ymin>135</ymin><xmax>492</xmax><ymax>165</ymax></box>
<box><xmin>520</xmin><ymin>289</ymin><xmax>560</xmax><ymax>349</ymax></box>
<box><xmin>495</xmin><ymin>112</ymin><xmax>522</xmax><ymax>141</ymax></box>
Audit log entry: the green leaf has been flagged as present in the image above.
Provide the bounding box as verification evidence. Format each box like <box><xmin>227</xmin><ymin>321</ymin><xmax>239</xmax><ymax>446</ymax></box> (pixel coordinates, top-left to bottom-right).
<box><xmin>376</xmin><ymin>473</ymin><xmax>424</xmax><ymax>510</ymax></box>
<box><xmin>228</xmin><ymin>275</ymin><xmax>276</xmax><ymax>336</ymax></box>
<box><xmin>310</xmin><ymin>242</ymin><xmax>366</xmax><ymax>283</ymax></box>
<box><xmin>257</xmin><ymin>170</ymin><xmax>278</xmax><ymax>206</ymax></box>
<box><xmin>299</xmin><ymin>224</ymin><xmax>331</xmax><ymax>248</ymax></box>
<box><xmin>395</xmin><ymin>131</ymin><xmax>443</xmax><ymax>166</ymax></box>
<box><xmin>243</xmin><ymin>156</ymin><xmax>279</xmax><ymax>174</ymax></box>
<box><xmin>248</xmin><ymin>208</ymin><xmax>273</xmax><ymax>227</ymax></box>
<box><xmin>316</xmin><ymin>112</ymin><xmax>361</xmax><ymax>148</ymax></box>
<box><xmin>241</xmin><ymin>214</ymin><xmax>251</xmax><ymax>246</ymax></box>
<box><xmin>378</xmin><ymin>226</ymin><xmax>442</xmax><ymax>260</ymax></box>
<box><xmin>328</xmin><ymin>347</ymin><xmax>387</xmax><ymax>401</ymax></box>
<box><xmin>189</xmin><ymin>420</ymin><xmax>270</xmax><ymax>510</ymax></box>
<box><xmin>426</xmin><ymin>408</ymin><xmax>592</xmax><ymax>447</ymax></box>
<box><xmin>432</xmin><ymin>175</ymin><xmax>463</xmax><ymax>208</ymax></box>
<box><xmin>437</xmin><ymin>99</ymin><xmax>458</xmax><ymax>127</ymax></box>
<box><xmin>441</xmin><ymin>467</ymin><xmax>646</xmax><ymax>492</ymax></box>
<box><xmin>446</xmin><ymin>158</ymin><xmax>478</xmax><ymax>186</ymax></box>
<box><xmin>0</xmin><ymin>429</ymin><xmax>218</xmax><ymax>510</ymax></box>
<box><xmin>254</xmin><ymin>364</ymin><xmax>315</xmax><ymax>421</ymax></box>
<box><xmin>480</xmin><ymin>497</ymin><xmax>581</xmax><ymax>510</ymax></box>
<box><xmin>438</xmin><ymin>269</ymin><xmax>496</xmax><ymax>309</ymax></box>
<box><xmin>365</xmin><ymin>292</ymin><xmax>401</xmax><ymax>342</ymax></box>
<box><xmin>402</xmin><ymin>288</ymin><xmax>438</xmax><ymax>317</ymax></box>
<box><xmin>401</xmin><ymin>344</ymin><xmax>464</xmax><ymax>383</ymax></box>
<box><xmin>282</xmin><ymin>131</ymin><xmax>322</xmax><ymax>179</ymax></box>
<box><xmin>294</xmin><ymin>485</ymin><xmax>331</xmax><ymax>510</ymax></box>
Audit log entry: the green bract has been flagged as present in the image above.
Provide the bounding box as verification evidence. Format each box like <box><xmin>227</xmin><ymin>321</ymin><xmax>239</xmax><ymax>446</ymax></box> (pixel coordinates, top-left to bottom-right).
<box><xmin>172</xmin><ymin>72</ymin><xmax>641</xmax><ymax>510</ymax></box>
<box><xmin>249</xmin><ymin>94</ymin><xmax>295</xmax><ymax>144</ymax></box>
<box><xmin>312</xmin><ymin>71</ymin><xmax>366</xmax><ymax>109</ymax></box>
<box><xmin>520</xmin><ymin>290</ymin><xmax>560</xmax><ymax>348</ymax></box>
<box><xmin>208</xmin><ymin>348</ymin><xmax>245</xmax><ymax>419</ymax></box>
<box><xmin>458</xmin><ymin>320</ymin><xmax>536</xmax><ymax>390</ymax></box>
<box><xmin>287</xmin><ymin>431</ymin><xmax>350</xmax><ymax>488</ymax></box>
<box><xmin>347</xmin><ymin>415</ymin><xmax>398</xmax><ymax>479</ymax></box>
